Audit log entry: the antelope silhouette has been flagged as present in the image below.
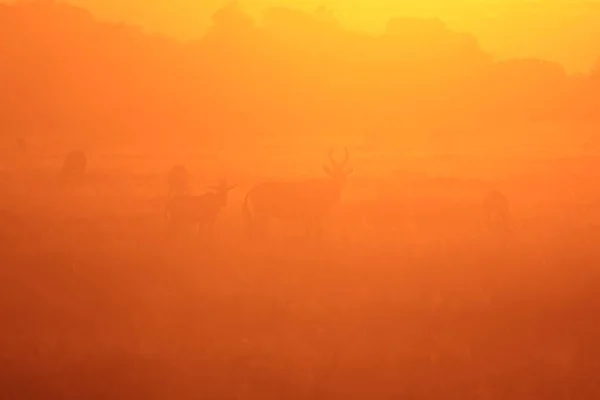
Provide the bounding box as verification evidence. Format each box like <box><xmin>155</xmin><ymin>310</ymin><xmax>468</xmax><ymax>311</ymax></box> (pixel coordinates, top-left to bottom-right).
<box><xmin>165</xmin><ymin>178</ymin><xmax>235</xmax><ymax>239</ymax></box>
<box><xmin>242</xmin><ymin>148</ymin><xmax>353</xmax><ymax>241</ymax></box>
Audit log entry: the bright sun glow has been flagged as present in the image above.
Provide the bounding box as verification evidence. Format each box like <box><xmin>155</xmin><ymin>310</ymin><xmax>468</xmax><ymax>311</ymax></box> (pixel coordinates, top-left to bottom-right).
<box><xmin>54</xmin><ymin>0</ymin><xmax>600</xmax><ymax>73</ymax></box>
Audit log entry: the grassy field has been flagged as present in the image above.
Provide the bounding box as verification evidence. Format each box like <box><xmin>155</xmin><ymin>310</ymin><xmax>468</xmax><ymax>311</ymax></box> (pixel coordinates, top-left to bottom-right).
<box><xmin>1</xmin><ymin>170</ymin><xmax>600</xmax><ymax>399</ymax></box>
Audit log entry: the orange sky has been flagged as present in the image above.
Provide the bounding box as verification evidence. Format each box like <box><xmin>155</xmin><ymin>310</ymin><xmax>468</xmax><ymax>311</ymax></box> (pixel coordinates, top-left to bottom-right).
<box><xmin>19</xmin><ymin>0</ymin><xmax>594</xmax><ymax>73</ymax></box>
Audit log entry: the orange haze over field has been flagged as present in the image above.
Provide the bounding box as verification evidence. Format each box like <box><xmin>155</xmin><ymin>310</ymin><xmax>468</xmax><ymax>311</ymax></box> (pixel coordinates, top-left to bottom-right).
<box><xmin>2</xmin><ymin>0</ymin><xmax>600</xmax><ymax>170</ymax></box>
<box><xmin>3</xmin><ymin>1</ymin><xmax>600</xmax><ymax>399</ymax></box>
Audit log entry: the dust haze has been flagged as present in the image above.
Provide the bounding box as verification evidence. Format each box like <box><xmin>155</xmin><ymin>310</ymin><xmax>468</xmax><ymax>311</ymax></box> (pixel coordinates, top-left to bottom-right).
<box><xmin>1</xmin><ymin>1</ymin><xmax>600</xmax><ymax>399</ymax></box>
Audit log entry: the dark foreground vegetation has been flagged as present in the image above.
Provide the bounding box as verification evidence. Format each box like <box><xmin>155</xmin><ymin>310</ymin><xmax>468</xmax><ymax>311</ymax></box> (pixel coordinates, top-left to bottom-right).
<box><xmin>1</xmin><ymin>172</ymin><xmax>600</xmax><ymax>400</ymax></box>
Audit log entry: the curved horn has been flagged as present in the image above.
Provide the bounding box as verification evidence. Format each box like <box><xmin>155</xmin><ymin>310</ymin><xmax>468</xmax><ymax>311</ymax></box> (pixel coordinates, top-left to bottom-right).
<box><xmin>341</xmin><ymin>147</ymin><xmax>349</xmax><ymax>165</ymax></box>
<box><xmin>327</xmin><ymin>148</ymin><xmax>338</xmax><ymax>166</ymax></box>
<box><xmin>327</xmin><ymin>147</ymin><xmax>350</xmax><ymax>167</ymax></box>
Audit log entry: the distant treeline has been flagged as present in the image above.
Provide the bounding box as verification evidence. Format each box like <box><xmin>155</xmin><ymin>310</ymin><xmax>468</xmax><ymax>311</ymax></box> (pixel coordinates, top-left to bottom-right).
<box><xmin>1</xmin><ymin>0</ymin><xmax>599</xmax><ymax>150</ymax></box>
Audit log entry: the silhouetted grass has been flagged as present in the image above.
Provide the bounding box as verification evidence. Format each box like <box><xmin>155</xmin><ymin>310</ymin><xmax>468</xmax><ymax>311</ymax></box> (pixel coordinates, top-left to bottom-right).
<box><xmin>1</xmin><ymin>175</ymin><xmax>599</xmax><ymax>399</ymax></box>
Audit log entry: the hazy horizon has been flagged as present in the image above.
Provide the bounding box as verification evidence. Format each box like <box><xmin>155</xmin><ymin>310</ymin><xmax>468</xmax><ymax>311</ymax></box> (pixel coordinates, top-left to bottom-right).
<box><xmin>3</xmin><ymin>2</ymin><xmax>600</xmax><ymax>399</ymax></box>
<box><xmin>7</xmin><ymin>0</ymin><xmax>598</xmax><ymax>73</ymax></box>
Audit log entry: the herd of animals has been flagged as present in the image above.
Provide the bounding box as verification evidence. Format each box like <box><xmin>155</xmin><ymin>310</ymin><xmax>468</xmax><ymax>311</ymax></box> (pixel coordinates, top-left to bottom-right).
<box><xmin>6</xmin><ymin>145</ymin><xmax>511</xmax><ymax>245</ymax></box>
<box><xmin>160</xmin><ymin>148</ymin><xmax>509</xmax><ymax>242</ymax></box>
<box><xmin>164</xmin><ymin>148</ymin><xmax>361</xmax><ymax>240</ymax></box>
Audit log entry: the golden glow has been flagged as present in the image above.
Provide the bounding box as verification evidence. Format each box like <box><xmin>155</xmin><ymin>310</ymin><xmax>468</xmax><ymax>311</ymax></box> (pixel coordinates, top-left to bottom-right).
<box><xmin>51</xmin><ymin>0</ymin><xmax>600</xmax><ymax>73</ymax></box>
<box><xmin>2</xmin><ymin>4</ymin><xmax>600</xmax><ymax>392</ymax></box>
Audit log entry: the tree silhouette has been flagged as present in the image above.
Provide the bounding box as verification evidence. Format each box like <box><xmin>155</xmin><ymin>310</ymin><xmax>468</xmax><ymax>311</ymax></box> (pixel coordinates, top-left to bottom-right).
<box><xmin>1</xmin><ymin>0</ymin><xmax>599</xmax><ymax>151</ymax></box>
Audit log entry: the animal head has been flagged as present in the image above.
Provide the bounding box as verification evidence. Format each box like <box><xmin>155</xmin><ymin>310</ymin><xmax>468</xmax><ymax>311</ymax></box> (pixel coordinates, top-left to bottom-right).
<box><xmin>322</xmin><ymin>147</ymin><xmax>353</xmax><ymax>186</ymax></box>
<box><xmin>208</xmin><ymin>178</ymin><xmax>236</xmax><ymax>206</ymax></box>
